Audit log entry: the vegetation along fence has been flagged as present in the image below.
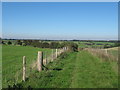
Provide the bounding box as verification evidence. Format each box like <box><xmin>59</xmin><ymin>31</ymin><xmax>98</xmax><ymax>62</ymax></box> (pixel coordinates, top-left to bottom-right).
<box><xmin>22</xmin><ymin>47</ymin><xmax>68</xmax><ymax>81</ymax></box>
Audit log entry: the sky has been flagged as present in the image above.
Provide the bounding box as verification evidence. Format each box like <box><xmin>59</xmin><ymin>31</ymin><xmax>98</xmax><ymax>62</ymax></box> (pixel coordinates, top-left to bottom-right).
<box><xmin>2</xmin><ymin>2</ymin><xmax>118</xmax><ymax>40</ymax></box>
<box><xmin>0</xmin><ymin>2</ymin><xmax>2</xmax><ymax>38</ymax></box>
<box><xmin>1</xmin><ymin>0</ymin><xmax>120</xmax><ymax>2</ymax></box>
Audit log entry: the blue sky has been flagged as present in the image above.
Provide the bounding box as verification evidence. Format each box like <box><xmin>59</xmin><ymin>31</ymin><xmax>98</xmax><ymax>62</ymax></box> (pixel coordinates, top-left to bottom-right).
<box><xmin>2</xmin><ymin>2</ymin><xmax>118</xmax><ymax>40</ymax></box>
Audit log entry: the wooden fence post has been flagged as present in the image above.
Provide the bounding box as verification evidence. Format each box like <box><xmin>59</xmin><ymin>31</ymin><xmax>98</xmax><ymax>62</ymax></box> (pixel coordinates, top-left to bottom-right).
<box><xmin>63</xmin><ymin>47</ymin><xmax>65</xmax><ymax>52</ymax></box>
<box><xmin>45</xmin><ymin>52</ymin><xmax>47</xmax><ymax>65</ymax></box>
<box><xmin>52</xmin><ymin>49</ymin><xmax>54</xmax><ymax>61</ymax></box>
<box><xmin>23</xmin><ymin>56</ymin><xmax>26</xmax><ymax>81</ymax></box>
<box><xmin>105</xmin><ymin>49</ymin><xmax>108</xmax><ymax>55</ymax></box>
<box><xmin>56</xmin><ymin>49</ymin><xmax>58</xmax><ymax>58</ymax></box>
<box><xmin>58</xmin><ymin>49</ymin><xmax>60</xmax><ymax>56</ymax></box>
<box><xmin>37</xmin><ymin>51</ymin><xmax>43</xmax><ymax>72</ymax></box>
<box><xmin>59</xmin><ymin>49</ymin><xmax>61</xmax><ymax>55</ymax></box>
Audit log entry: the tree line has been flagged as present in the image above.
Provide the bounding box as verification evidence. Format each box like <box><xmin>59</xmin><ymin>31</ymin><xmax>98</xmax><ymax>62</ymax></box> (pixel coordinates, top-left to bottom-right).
<box><xmin>1</xmin><ymin>40</ymin><xmax>78</xmax><ymax>52</ymax></box>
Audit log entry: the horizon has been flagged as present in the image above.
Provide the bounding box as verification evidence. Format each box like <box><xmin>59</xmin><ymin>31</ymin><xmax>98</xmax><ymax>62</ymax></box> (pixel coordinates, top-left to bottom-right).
<box><xmin>0</xmin><ymin>37</ymin><xmax>119</xmax><ymax>41</ymax></box>
<box><xmin>2</xmin><ymin>2</ymin><xmax>118</xmax><ymax>40</ymax></box>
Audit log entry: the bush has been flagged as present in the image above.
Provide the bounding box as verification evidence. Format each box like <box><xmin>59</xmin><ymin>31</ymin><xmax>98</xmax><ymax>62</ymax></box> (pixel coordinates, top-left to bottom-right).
<box><xmin>67</xmin><ymin>42</ymin><xmax>78</xmax><ymax>52</ymax></box>
<box><xmin>16</xmin><ymin>40</ymin><xmax>22</xmax><ymax>45</ymax></box>
<box><xmin>2</xmin><ymin>41</ymin><xmax>5</xmax><ymax>45</ymax></box>
<box><xmin>49</xmin><ymin>42</ymin><xmax>61</xmax><ymax>48</ymax></box>
<box><xmin>7</xmin><ymin>41</ymin><xmax>12</xmax><ymax>45</ymax></box>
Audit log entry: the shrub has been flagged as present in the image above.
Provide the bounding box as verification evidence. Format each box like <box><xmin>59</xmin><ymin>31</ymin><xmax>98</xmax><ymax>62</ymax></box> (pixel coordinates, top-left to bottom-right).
<box><xmin>67</xmin><ymin>43</ymin><xmax>78</xmax><ymax>52</ymax></box>
<box><xmin>2</xmin><ymin>41</ymin><xmax>5</xmax><ymax>45</ymax></box>
<box><xmin>7</xmin><ymin>41</ymin><xmax>12</xmax><ymax>45</ymax></box>
<box><xmin>16</xmin><ymin>40</ymin><xmax>22</xmax><ymax>45</ymax></box>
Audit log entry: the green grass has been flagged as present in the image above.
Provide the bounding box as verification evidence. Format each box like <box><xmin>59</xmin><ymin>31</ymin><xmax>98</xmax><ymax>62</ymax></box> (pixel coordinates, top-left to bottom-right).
<box><xmin>108</xmin><ymin>49</ymin><xmax>118</xmax><ymax>58</ymax></box>
<box><xmin>15</xmin><ymin>51</ymin><xmax>118</xmax><ymax>88</ymax></box>
<box><xmin>2</xmin><ymin>45</ymin><xmax>118</xmax><ymax>88</ymax></box>
<box><xmin>78</xmin><ymin>41</ymin><xmax>115</xmax><ymax>48</ymax></box>
<box><xmin>2</xmin><ymin>45</ymin><xmax>52</xmax><ymax>88</ymax></box>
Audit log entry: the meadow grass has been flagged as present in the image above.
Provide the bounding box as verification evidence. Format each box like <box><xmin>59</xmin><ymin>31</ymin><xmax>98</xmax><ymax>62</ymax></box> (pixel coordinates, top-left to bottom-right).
<box><xmin>2</xmin><ymin>45</ymin><xmax>118</xmax><ymax>88</ymax></box>
<box><xmin>2</xmin><ymin>45</ymin><xmax>52</xmax><ymax>88</ymax></box>
<box><xmin>108</xmin><ymin>49</ymin><xmax>118</xmax><ymax>58</ymax></box>
<box><xmin>16</xmin><ymin>51</ymin><xmax>118</xmax><ymax>88</ymax></box>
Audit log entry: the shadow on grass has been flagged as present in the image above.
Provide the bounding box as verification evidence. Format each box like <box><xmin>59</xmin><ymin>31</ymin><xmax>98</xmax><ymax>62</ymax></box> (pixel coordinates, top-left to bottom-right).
<box><xmin>42</xmin><ymin>64</ymin><xmax>63</xmax><ymax>71</ymax></box>
<box><xmin>3</xmin><ymin>83</ymin><xmax>32</xmax><ymax>90</ymax></box>
<box><xmin>52</xmin><ymin>68</ymin><xmax>62</xmax><ymax>71</ymax></box>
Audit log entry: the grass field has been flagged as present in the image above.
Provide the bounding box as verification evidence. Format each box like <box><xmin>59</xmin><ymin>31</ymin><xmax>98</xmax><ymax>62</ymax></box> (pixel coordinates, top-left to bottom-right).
<box><xmin>2</xmin><ymin>45</ymin><xmax>52</xmax><ymax>88</ymax></box>
<box><xmin>77</xmin><ymin>41</ymin><xmax>115</xmax><ymax>48</ymax></box>
<box><xmin>2</xmin><ymin>45</ymin><xmax>118</xmax><ymax>88</ymax></box>
<box><xmin>107</xmin><ymin>48</ymin><xmax>118</xmax><ymax>58</ymax></box>
<box><xmin>15</xmin><ymin>51</ymin><xmax>118</xmax><ymax>88</ymax></box>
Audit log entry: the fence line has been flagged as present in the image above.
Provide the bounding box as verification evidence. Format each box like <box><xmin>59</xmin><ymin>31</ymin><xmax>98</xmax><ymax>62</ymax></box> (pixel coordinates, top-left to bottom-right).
<box><xmin>22</xmin><ymin>56</ymin><xmax>26</xmax><ymax>81</ymax></box>
<box><xmin>37</xmin><ymin>51</ymin><xmax>43</xmax><ymax>72</ymax></box>
<box><xmin>85</xmin><ymin>48</ymin><xmax>118</xmax><ymax>61</ymax></box>
<box><xmin>21</xmin><ymin>47</ymin><xmax>68</xmax><ymax>82</ymax></box>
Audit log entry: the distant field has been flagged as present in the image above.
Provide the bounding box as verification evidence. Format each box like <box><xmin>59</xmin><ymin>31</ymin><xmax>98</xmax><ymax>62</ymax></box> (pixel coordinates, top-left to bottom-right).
<box><xmin>2</xmin><ymin>45</ymin><xmax>52</xmax><ymax>88</ymax></box>
<box><xmin>78</xmin><ymin>41</ymin><xmax>115</xmax><ymax>48</ymax></box>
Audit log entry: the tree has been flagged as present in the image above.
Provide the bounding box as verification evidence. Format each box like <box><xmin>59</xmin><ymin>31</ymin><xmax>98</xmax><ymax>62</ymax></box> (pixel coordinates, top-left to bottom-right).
<box><xmin>42</xmin><ymin>42</ymin><xmax>50</xmax><ymax>48</ymax></box>
<box><xmin>8</xmin><ymin>41</ymin><xmax>12</xmax><ymax>45</ymax></box>
<box><xmin>67</xmin><ymin>43</ymin><xmax>78</xmax><ymax>52</ymax></box>
<box><xmin>49</xmin><ymin>42</ymin><xmax>58</xmax><ymax>48</ymax></box>
<box><xmin>23</xmin><ymin>40</ymin><xmax>33</xmax><ymax>46</ymax></box>
<box><xmin>17</xmin><ymin>40</ymin><xmax>22</xmax><ymax>45</ymax></box>
<box><xmin>1</xmin><ymin>41</ymin><xmax>5</xmax><ymax>45</ymax></box>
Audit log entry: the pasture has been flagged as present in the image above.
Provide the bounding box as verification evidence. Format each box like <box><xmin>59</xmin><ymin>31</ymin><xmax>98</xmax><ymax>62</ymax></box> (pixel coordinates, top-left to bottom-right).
<box><xmin>2</xmin><ymin>45</ymin><xmax>52</xmax><ymax>88</ymax></box>
<box><xmin>2</xmin><ymin>44</ymin><xmax>118</xmax><ymax>88</ymax></box>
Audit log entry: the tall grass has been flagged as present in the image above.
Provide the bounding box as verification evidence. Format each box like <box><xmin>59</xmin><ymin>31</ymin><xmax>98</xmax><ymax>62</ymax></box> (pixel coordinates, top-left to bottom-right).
<box><xmin>85</xmin><ymin>48</ymin><xmax>118</xmax><ymax>62</ymax></box>
<box><xmin>85</xmin><ymin>48</ymin><xmax>118</xmax><ymax>75</ymax></box>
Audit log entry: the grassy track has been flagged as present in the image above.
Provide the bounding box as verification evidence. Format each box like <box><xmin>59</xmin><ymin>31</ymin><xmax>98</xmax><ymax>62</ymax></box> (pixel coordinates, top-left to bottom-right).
<box><xmin>70</xmin><ymin>51</ymin><xmax>118</xmax><ymax>88</ymax></box>
<box><xmin>18</xmin><ymin>50</ymin><xmax>118</xmax><ymax>88</ymax></box>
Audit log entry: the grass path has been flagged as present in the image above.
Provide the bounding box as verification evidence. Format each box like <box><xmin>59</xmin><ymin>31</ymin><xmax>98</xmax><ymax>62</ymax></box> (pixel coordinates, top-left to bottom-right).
<box><xmin>20</xmin><ymin>50</ymin><xmax>118</xmax><ymax>88</ymax></box>
<box><xmin>70</xmin><ymin>51</ymin><xmax>118</xmax><ymax>88</ymax></box>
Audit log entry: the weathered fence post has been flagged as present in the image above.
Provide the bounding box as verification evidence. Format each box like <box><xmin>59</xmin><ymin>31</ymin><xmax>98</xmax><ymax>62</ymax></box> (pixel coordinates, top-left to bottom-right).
<box><xmin>44</xmin><ymin>52</ymin><xmax>47</xmax><ymax>65</ymax></box>
<box><xmin>59</xmin><ymin>49</ymin><xmax>61</xmax><ymax>55</ymax></box>
<box><xmin>37</xmin><ymin>51</ymin><xmax>43</xmax><ymax>72</ymax></box>
<box><xmin>63</xmin><ymin>47</ymin><xmax>65</xmax><ymax>52</ymax></box>
<box><xmin>52</xmin><ymin>49</ymin><xmax>54</xmax><ymax>61</ymax></box>
<box><xmin>23</xmin><ymin>56</ymin><xmax>26</xmax><ymax>81</ymax></box>
<box><xmin>58</xmin><ymin>49</ymin><xmax>60</xmax><ymax>56</ymax></box>
<box><xmin>105</xmin><ymin>49</ymin><xmax>108</xmax><ymax>55</ymax></box>
<box><xmin>56</xmin><ymin>49</ymin><xmax>58</xmax><ymax>58</ymax></box>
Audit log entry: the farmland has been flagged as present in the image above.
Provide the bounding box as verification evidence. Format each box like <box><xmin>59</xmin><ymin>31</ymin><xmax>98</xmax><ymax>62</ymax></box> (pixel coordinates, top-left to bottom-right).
<box><xmin>2</xmin><ymin>45</ymin><xmax>52</xmax><ymax>88</ymax></box>
<box><xmin>2</xmin><ymin>40</ymin><xmax>119</xmax><ymax>88</ymax></box>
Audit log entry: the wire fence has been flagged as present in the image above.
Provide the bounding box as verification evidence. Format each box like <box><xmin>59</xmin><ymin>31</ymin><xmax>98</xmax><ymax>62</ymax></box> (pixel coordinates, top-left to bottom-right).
<box><xmin>21</xmin><ymin>47</ymin><xmax>68</xmax><ymax>82</ymax></box>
